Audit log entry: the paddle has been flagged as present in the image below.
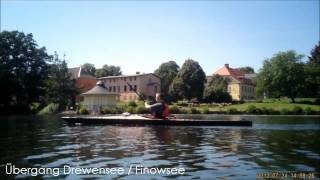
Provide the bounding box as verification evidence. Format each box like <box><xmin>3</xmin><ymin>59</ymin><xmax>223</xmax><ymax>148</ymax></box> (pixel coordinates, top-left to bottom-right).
<box><xmin>126</xmin><ymin>82</ymin><xmax>146</xmax><ymax>102</ymax></box>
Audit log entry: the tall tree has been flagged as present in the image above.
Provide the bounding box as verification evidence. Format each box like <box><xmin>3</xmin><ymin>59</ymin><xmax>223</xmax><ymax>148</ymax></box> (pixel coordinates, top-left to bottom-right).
<box><xmin>203</xmin><ymin>75</ymin><xmax>232</xmax><ymax>103</ymax></box>
<box><xmin>304</xmin><ymin>42</ymin><xmax>320</xmax><ymax>98</ymax></box>
<box><xmin>256</xmin><ymin>50</ymin><xmax>305</xmax><ymax>103</ymax></box>
<box><xmin>44</xmin><ymin>52</ymin><xmax>76</xmax><ymax>109</ymax></box>
<box><xmin>169</xmin><ymin>59</ymin><xmax>206</xmax><ymax>101</ymax></box>
<box><xmin>95</xmin><ymin>64</ymin><xmax>122</xmax><ymax>77</ymax></box>
<box><xmin>81</xmin><ymin>63</ymin><xmax>96</xmax><ymax>76</ymax></box>
<box><xmin>154</xmin><ymin>61</ymin><xmax>179</xmax><ymax>96</ymax></box>
<box><xmin>0</xmin><ymin>31</ymin><xmax>50</xmax><ymax>114</ymax></box>
<box><xmin>239</xmin><ymin>66</ymin><xmax>255</xmax><ymax>74</ymax></box>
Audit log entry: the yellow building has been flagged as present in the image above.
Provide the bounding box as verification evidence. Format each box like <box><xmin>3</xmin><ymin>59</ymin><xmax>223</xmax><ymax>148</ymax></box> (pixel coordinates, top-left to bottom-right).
<box><xmin>215</xmin><ymin>64</ymin><xmax>256</xmax><ymax>101</ymax></box>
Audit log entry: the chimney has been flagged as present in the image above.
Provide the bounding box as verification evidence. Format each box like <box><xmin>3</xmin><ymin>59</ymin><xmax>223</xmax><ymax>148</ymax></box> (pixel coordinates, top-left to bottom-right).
<box><xmin>136</xmin><ymin>71</ymin><xmax>140</xmax><ymax>74</ymax></box>
<box><xmin>224</xmin><ymin>64</ymin><xmax>229</xmax><ymax>68</ymax></box>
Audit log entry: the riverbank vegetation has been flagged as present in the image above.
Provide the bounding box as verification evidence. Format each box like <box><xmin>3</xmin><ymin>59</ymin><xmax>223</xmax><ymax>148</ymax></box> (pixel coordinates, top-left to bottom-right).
<box><xmin>1</xmin><ymin>30</ymin><xmax>319</xmax><ymax>115</ymax></box>
<box><xmin>171</xmin><ymin>98</ymin><xmax>319</xmax><ymax>115</ymax></box>
<box><xmin>76</xmin><ymin>98</ymin><xmax>320</xmax><ymax>115</ymax></box>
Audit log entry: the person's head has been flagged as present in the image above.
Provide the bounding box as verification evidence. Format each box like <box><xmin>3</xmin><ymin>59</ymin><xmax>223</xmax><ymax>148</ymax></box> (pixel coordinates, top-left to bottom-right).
<box><xmin>155</xmin><ymin>93</ymin><xmax>163</xmax><ymax>102</ymax></box>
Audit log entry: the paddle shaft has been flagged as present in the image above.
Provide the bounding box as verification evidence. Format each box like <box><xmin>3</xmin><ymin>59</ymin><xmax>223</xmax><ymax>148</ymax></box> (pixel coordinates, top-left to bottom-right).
<box><xmin>126</xmin><ymin>82</ymin><xmax>146</xmax><ymax>102</ymax></box>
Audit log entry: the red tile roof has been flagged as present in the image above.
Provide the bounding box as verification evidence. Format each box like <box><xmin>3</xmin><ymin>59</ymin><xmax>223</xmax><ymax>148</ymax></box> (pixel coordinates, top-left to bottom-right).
<box><xmin>214</xmin><ymin>64</ymin><xmax>253</xmax><ymax>85</ymax></box>
<box><xmin>215</xmin><ymin>64</ymin><xmax>245</xmax><ymax>77</ymax></box>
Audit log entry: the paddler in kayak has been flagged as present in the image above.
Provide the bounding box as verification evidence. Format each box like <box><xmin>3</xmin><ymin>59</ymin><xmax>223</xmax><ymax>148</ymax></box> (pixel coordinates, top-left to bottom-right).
<box><xmin>145</xmin><ymin>93</ymin><xmax>170</xmax><ymax>119</ymax></box>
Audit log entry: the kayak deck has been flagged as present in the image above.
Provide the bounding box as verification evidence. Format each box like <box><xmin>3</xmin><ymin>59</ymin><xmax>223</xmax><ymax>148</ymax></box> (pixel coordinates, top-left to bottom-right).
<box><xmin>62</xmin><ymin>115</ymin><xmax>252</xmax><ymax>126</ymax></box>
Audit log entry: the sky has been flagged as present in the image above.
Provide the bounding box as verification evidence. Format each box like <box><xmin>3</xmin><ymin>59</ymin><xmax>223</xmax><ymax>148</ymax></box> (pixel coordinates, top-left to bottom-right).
<box><xmin>1</xmin><ymin>0</ymin><xmax>319</xmax><ymax>75</ymax></box>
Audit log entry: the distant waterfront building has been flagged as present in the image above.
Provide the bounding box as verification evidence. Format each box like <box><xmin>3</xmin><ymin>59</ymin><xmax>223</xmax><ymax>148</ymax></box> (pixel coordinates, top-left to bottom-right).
<box><xmin>68</xmin><ymin>67</ymin><xmax>97</xmax><ymax>104</ymax></box>
<box><xmin>68</xmin><ymin>66</ymin><xmax>97</xmax><ymax>93</ymax></box>
<box><xmin>98</xmin><ymin>73</ymin><xmax>161</xmax><ymax>102</ymax></box>
<box><xmin>213</xmin><ymin>64</ymin><xmax>256</xmax><ymax>101</ymax></box>
<box><xmin>81</xmin><ymin>81</ymin><xmax>118</xmax><ymax>113</ymax></box>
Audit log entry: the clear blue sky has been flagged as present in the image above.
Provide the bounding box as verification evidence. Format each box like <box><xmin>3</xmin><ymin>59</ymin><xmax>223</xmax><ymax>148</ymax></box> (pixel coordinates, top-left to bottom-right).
<box><xmin>1</xmin><ymin>0</ymin><xmax>319</xmax><ymax>75</ymax></box>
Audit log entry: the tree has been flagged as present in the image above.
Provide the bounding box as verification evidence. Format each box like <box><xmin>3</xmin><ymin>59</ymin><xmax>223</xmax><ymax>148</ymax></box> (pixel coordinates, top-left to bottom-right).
<box><xmin>44</xmin><ymin>52</ymin><xmax>76</xmax><ymax>110</ymax></box>
<box><xmin>95</xmin><ymin>64</ymin><xmax>122</xmax><ymax>77</ymax></box>
<box><xmin>169</xmin><ymin>59</ymin><xmax>206</xmax><ymax>101</ymax></box>
<box><xmin>304</xmin><ymin>42</ymin><xmax>320</xmax><ymax>98</ymax></box>
<box><xmin>81</xmin><ymin>63</ymin><xmax>96</xmax><ymax>76</ymax></box>
<box><xmin>154</xmin><ymin>61</ymin><xmax>179</xmax><ymax>99</ymax></box>
<box><xmin>256</xmin><ymin>50</ymin><xmax>305</xmax><ymax>103</ymax></box>
<box><xmin>239</xmin><ymin>66</ymin><xmax>255</xmax><ymax>74</ymax></box>
<box><xmin>203</xmin><ymin>75</ymin><xmax>232</xmax><ymax>103</ymax></box>
<box><xmin>0</xmin><ymin>31</ymin><xmax>50</xmax><ymax>114</ymax></box>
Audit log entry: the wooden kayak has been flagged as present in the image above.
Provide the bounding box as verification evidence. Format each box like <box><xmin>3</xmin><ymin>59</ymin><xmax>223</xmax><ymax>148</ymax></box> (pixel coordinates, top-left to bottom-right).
<box><xmin>62</xmin><ymin>115</ymin><xmax>252</xmax><ymax>126</ymax></box>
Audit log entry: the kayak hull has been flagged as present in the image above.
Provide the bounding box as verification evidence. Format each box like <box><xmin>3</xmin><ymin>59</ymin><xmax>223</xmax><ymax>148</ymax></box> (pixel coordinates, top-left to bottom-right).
<box><xmin>62</xmin><ymin>115</ymin><xmax>252</xmax><ymax>126</ymax></box>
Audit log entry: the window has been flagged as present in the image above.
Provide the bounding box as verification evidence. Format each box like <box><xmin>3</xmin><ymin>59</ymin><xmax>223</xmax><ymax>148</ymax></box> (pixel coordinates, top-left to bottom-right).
<box><xmin>113</xmin><ymin>79</ymin><xmax>116</xmax><ymax>82</ymax></box>
<box><xmin>113</xmin><ymin>86</ymin><xmax>116</xmax><ymax>92</ymax></box>
<box><xmin>129</xmin><ymin>77</ymin><xmax>132</xmax><ymax>81</ymax></box>
<box><xmin>109</xmin><ymin>79</ymin><xmax>111</xmax><ymax>83</ymax></box>
<box><xmin>134</xmin><ymin>85</ymin><xmax>137</xmax><ymax>91</ymax></box>
<box><xmin>124</xmin><ymin>77</ymin><xmax>126</xmax><ymax>81</ymax></box>
<box><xmin>118</xmin><ymin>86</ymin><xmax>120</xmax><ymax>92</ymax></box>
<box><xmin>124</xmin><ymin>85</ymin><xmax>127</xmax><ymax>92</ymax></box>
<box><xmin>109</xmin><ymin>87</ymin><xmax>112</xmax><ymax>92</ymax></box>
<box><xmin>134</xmin><ymin>76</ymin><xmax>136</xmax><ymax>81</ymax></box>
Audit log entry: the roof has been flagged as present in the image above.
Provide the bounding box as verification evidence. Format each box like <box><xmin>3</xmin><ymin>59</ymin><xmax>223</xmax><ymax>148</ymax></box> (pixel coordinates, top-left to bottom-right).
<box><xmin>214</xmin><ymin>64</ymin><xmax>255</xmax><ymax>85</ymax></box>
<box><xmin>98</xmin><ymin>73</ymin><xmax>160</xmax><ymax>80</ymax></box>
<box><xmin>69</xmin><ymin>67</ymin><xmax>81</xmax><ymax>79</ymax></box>
<box><xmin>68</xmin><ymin>66</ymin><xmax>95</xmax><ymax>79</ymax></box>
<box><xmin>82</xmin><ymin>81</ymin><xmax>119</xmax><ymax>96</ymax></box>
<box><xmin>215</xmin><ymin>64</ymin><xmax>246</xmax><ymax>77</ymax></box>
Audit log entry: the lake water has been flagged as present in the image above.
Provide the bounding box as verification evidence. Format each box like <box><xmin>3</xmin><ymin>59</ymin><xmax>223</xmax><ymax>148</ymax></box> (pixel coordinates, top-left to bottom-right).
<box><xmin>0</xmin><ymin>115</ymin><xmax>319</xmax><ymax>179</ymax></box>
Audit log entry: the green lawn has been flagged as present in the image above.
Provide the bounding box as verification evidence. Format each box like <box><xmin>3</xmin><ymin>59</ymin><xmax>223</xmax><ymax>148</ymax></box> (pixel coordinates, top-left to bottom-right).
<box><xmin>174</xmin><ymin>98</ymin><xmax>320</xmax><ymax>114</ymax></box>
<box><xmin>222</xmin><ymin>102</ymin><xmax>320</xmax><ymax>111</ymax></box>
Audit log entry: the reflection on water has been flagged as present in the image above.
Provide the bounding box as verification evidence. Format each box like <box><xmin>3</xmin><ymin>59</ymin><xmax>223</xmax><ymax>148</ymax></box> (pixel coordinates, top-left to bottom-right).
<box><xmin>0</xmin><ymin>115</ymin><xmax>319</xmax><ymax>179</ymax></box>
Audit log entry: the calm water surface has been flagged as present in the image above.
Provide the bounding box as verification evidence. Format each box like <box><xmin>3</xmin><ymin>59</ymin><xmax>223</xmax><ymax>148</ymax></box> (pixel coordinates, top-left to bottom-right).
<box><xmin>0</xmin><ymin>115</ymin><xmax>319</xmax><ymax>179</ymax></box>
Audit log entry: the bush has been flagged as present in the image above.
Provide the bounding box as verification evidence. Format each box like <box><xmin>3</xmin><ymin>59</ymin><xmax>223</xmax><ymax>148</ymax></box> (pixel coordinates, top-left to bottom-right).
<box><xmin>125</xmin><ymin>106</ymin><xmax>136</xmax><ymax>113</ymax></box>
<box><xmin>261</xmin><ymin>107</ymin><xmax>270</xmax><ymax>114</ymax></box>
<box><xmin>38</xmin><ymin>103</ymin><xmax>60</xmax><ymax>115</ymax></box>
<box><xmin>202</xmin><ymin>107</ymin><xmax>210</xmax><ymax>114</ymax></box>
<box><xmin>128</xmin><ymin>101</ymin><xmax>137</xmax><ymax>107</ymax></box>
<box><xmin>292</xmin><ymin>106</ymin><xmax>303</xmax><ymax>115</ymax></box>
<box><xmin>116</xmin><ymin>104</ymin><xmax>127</xmax><ymax>113</ymax></box>
<box><xmin>79</xmin><ymin>106</ymin><xmax>89</xmax><ymax>115</ymax></box>
<box><xmin>226</xmin><ymin>108</ymin><xmax>238</xmax><ymax>114</ymax></box>
<box><xmin>114</xmin><ymin>107</ymin><xmax>124</xmax><ymax>114</ymax></box>
<box><xmin>269</xmin><ymin>108</ymin><xmax>280</xmax><ymax>115</ymax></box>
<box><xmin>177</xmin><ymin>101</ymin><xmax>188</xmax><ymax>107</ymax></box>
<box><xmin>246</xmin><ymin>105</ymin><xmax>257</xmax><ymax>114</ymax></box>
<box><xmin>187</xmin><ymin>107</ymin><xmax>200</xmax><ymax>114</ymax></box>
<box><xmin>136</xmin><ymin>106</ymin><xmax>149</xmax><ymax>114</ymax></box>
<box><xmin>102</xmin><ymin>107</ymin><xmax>117</xmax><ymax>114</ymax></box>
<box><xmin>169</xmin><ymin>105</ymin><xmax>180</xmax><ymax>114</ymax></box>
<box><xmin>304</xmin><ymin>107</ymin><xmax>315</xmax><ymax>115</ymax></box>
<box><xmin>30</xmin><ymin>102</ymin><xmax>41</xmax><ymax>113</ymax></box>
<box><xmin>280</xmin><ymin>108</ymin><xmax>290</xmax><ymax>115</ymax></box>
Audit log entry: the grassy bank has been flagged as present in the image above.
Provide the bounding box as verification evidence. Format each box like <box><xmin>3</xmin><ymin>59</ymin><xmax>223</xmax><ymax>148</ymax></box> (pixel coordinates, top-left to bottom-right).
<box><xmin>76</xmin><ymin>98</ymin><xmax>320</xmax><ymax>115</ymax></box>
<box><xmin>171</xmin><ymin>98</ymin><xmax>320</xmax><ymax>115</ymax></box>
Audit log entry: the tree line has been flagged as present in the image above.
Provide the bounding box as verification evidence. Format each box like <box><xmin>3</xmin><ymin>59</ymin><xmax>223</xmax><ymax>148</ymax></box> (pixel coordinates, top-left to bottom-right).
<box><xmin>155</xmin><ymin>45</ymin><xmax>320</xmax><ymax>103</ymax></box>
<box><xmin>80</xmin><ymin>63</ymin><xmax>122</xmax><ymax>77</ymax></box>
<box><xmin>0</xmin><ymin>31</ymin><xmax>78</xmax><ymax>114</ymax></box>
<box><xmin>256</xmin><ymin>47</ymin><xmax>319</xmax><ymax>103</ymax></box>
<box><xmin>0</xmin><ymin>30</ymin><xmax>319</xmax><ymax>114</ymax></box>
